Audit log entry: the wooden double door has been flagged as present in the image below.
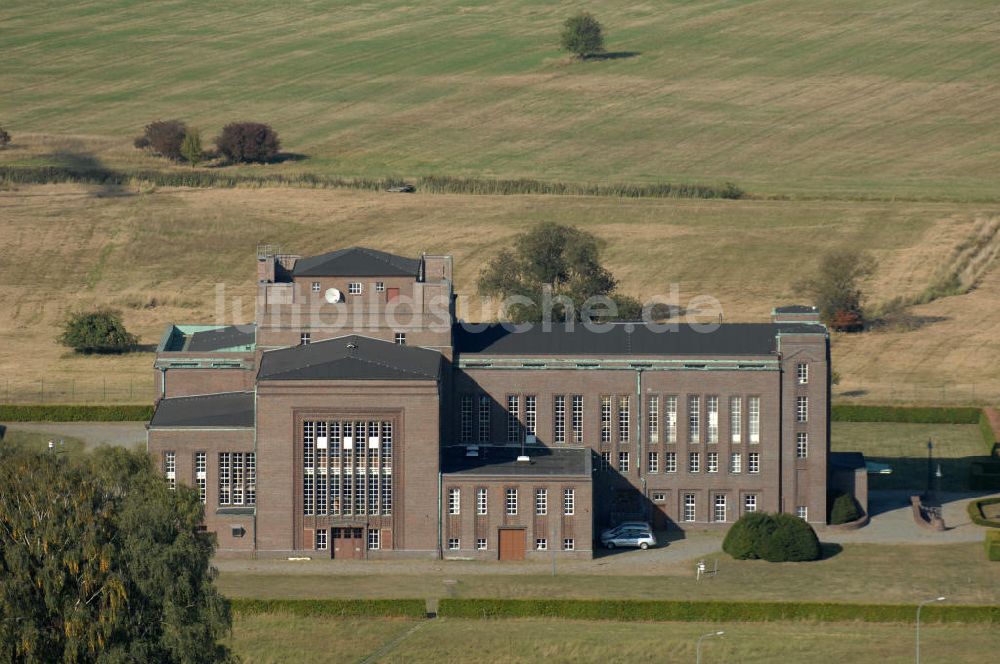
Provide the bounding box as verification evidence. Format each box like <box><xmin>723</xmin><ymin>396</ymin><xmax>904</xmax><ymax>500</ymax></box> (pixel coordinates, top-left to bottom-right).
<box><xmin>498</xmin><ymin>528</ymin><xmax>526</xmax><ymax>561</ymax></box>
<box><xmin>332</xmin><ymin>527</ymin><xmax>365</xmax><ymax>559</ymax></box>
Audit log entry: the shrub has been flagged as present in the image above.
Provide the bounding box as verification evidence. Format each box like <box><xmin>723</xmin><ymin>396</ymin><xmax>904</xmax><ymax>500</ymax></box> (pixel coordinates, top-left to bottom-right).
<box><xmin>561</xmin><ymin>12</ymin><xmax>605</xmax><ymax>58</ymax></box>
<box><xmin>967</xmin><ymin>497</ymin><xmax>1000</xmax><ymax>528</ymax></box>
<box><xmin>830</xmin><ymin>405</ymin><xmax>981</xmax><ymax>424</ymax></box>
<box><xmin>723</xmin><ymin>512</ymin><xmax>821</xmax><ymax>562</ymax></box>
<box><xmin>59</xmin><ymin>309</ymin><xmax>138</xmax><ymax>354</ymax></box>
<box><xmin>0</xmin><ymin>404</ymin><xmax>153</xmax><ymax>422</ymax></box>
<box><xmin>798</xmin><ymin>248</ymin><xmax>876</xmax><ymax>330</ymax></box>
<box><xmin>0</xmin><ymin>125</ymin><xmax>11</xmax><ymax>148</ymax></box>
<box><xmin>981</xmin><ymin>410</ymin><xmax>998</xmax><ymax>455</ymax></box>
<box><xmin>987</xmin><ymin>531</ymin><xmax>1000</xmax><ymax>561</ymax></box>
<box><xmin>829</xmin><ymin>492</ymin><xmax>863</xmax><ymax>524</ymax></box>
<box><xmin>215</xmin><ymin>122</ymin><xmax>280</xmax><ymax>163</ymax></box>
<box><xmin>180</xmin><ymin>127</ymin><xmax>203</xmax><ymax>166</ymax></box>
<box><xmin>138</xmin><ymin>120</ymin><xmax>187</xmax><ymax>160</ymax></box>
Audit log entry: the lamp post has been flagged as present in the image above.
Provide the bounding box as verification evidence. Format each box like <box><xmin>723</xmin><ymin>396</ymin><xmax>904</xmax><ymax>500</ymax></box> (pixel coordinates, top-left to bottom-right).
<box><xmin>916</xmin><ymin>596</ymin><xmax>945</xmax><ymax>664</ymax></box>
<box><xmin>695</xmin><ymin>630</ymin><xmax>724</xmax><ymax>664</ymax></box>
<box><xmin>925</xmin><ymin>440</ymin><xmax>934</xmax><ymax>500</ymax></box>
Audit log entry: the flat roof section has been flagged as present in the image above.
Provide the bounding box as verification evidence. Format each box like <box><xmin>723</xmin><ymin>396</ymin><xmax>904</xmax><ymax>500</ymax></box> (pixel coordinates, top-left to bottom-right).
<box><xmin>149</xmin><ymin>392</ymin><xmax>255</xmax><ymax>429</ymax></box>
<box><xmin>442</xmin><ymin>445</ymin><xmax>591</xmax><ymax>478</ymax></box>
<box><xmin>159</xmin><ymin>324</ymin><xmax>256</xmax><ymax>353</ymax></box>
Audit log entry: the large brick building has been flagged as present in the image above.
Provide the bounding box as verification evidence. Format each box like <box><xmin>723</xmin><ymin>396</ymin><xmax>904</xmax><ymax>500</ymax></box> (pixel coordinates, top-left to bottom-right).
<box><xmin>148</xmin><ymin>246</ymin><xmax>833</xmax><ymax>560</ymax></box>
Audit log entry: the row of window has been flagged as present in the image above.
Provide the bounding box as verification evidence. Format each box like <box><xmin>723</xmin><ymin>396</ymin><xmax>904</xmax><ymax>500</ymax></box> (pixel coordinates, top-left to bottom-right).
<box><xmin>314</xmin><ymin>528</ymin><xmax>381</xmax><ymax>550</ymax></box>
<box><xmin>301</xmin><ymin>331</ymin><xmax>406</xmax><ymax>345</ymax></box>
<box><xmin>302</xmin><ymin>420</ymin><xmax>393</xmax><ymax>516</ymax></box>
<box><xmin>447</xmin><ymin>537</ymin><xmax>575</xmax><ymax>551</ymax></box>
<box><xmin>448</xmin><ymin>487</ymin><xmax>575</xmax><ymax>516</ymax></box>
<box><xmin>601</xmin><ymin>450</ymin><xmax>768</xmax><ymax>474</ymax></box>
<box><xmin>459</xmin><ymin>393</ymin><xmax>803</xmax><ymax>445</ymax></box>
<box><xmin>162</xmin><ymin>451</ymin><xmax>256</xmax><ymax>506</ymax></box>
<box><xmin>649</xmin><ymin>493</ymin><xmax>808</xmax><ymax>522</ymax></box>
<box><xmin>311</xmin><ymin>281</ymin><xmax>386</xmax><ymax>295</ymax></box>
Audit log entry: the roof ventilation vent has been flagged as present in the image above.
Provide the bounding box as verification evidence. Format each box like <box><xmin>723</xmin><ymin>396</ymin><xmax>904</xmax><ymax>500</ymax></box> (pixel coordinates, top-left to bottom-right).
<box><xmin>346</xmin><ymin>343</ymin><xmax>358</xmax><ymax>349</ymax></box>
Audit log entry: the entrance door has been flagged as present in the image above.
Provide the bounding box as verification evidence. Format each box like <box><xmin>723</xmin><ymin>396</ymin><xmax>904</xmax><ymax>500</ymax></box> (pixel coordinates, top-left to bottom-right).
<box><xmin>498</xmin><ymin>528</ymin><xmax>525</xmax><ymax>561</ymax></box>
<box><xmin>386</xmin><ymin>288</ymin><xmax>400</xmax><ymax>303</ymax></box>
<box><xmin>332</xmin><ymin>527</ymin><xmax>365</xmax><ymax>559</ymax></box>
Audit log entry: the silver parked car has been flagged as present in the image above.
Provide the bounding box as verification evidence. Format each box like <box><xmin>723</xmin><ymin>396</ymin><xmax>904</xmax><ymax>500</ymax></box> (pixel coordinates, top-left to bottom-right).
<box><xmin>601</xmin><ymin>528</ymin><xmax>657</xmax><ymax>550</ymax></box>
<box><xmin>600</xmin><ymin>521</ymin><xmax>652</xmax><ymax>540</ymax></box>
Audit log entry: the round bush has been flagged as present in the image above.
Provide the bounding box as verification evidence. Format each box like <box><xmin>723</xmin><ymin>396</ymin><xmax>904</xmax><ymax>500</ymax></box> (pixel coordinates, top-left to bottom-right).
<box><xmin>722</xmin><ymin>512</ymin><xmax>775</xmax><ymax>560</ymax></box>
<box><xmin>140</xmin><ymin>120</ymin><xmax>187</xmax><ymax>160</ymax></box>
<box><xmin>830</xmin><ymin>492</ymin><xmax>862</xmax><ymax>525</ymax></box>
<box><xmin>723</xmin><ymin>512</ymin><xmax>821</xmax><ymax>562</ymax></box>
<box><xmin>215</xmin><ymin>122</ymin><xmax>281</xmax><ymax>163</ymax></box>
<box><xmin>59</xmin><ymin>309</ymin><xmax>138</xmax><ymax>354</ymax></box>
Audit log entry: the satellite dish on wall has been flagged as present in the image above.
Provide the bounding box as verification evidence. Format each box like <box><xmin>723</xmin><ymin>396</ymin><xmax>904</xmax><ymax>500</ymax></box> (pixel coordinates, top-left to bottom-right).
<box><xmin>324</xmin><ymin>288</ymin><xmax>342</xmax><ymax>304</ymax></box>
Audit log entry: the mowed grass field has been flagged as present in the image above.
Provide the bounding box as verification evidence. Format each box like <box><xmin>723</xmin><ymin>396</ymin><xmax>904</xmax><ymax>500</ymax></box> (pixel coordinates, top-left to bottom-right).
<box><xmin>229</xmin><ymin>615</ymin><xmax>1000</xmax><ymax>663</ymax></box>
<box><xmin>1</xmin><ymin>183</ymin><xmax>999</xmax><ymax>404</ymax></box>
<box><xmin>2</xmin><ymin>0</ymin><xmax>999</xmax><ymax>200</ymax></box>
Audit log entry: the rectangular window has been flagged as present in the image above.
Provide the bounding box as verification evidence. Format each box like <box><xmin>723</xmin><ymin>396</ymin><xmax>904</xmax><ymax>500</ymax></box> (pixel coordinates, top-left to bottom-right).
<box><xmin>665</xmin><ymin>452</ymin><xmax>677</xmax><ymax>473</ymax></box>
<box><xmin>315</xmin><ymin>529</ymin><xmax>327</xmax><ymax>550</ymax></box>
<box><xmin>311</xmin><ymin>281</ymin><xmax>321</xmax><ymax>292</ymax></box>
<box><xmin>375</xmin><ymin>281</ymin><xmax>386</xmax><ymax>292</ymax></box>
<box><xmin>368</xmin><ymin>529</ymin><xmax>381</xmax><ymax>550</ymax></box>
<box><xmin>797</xmin><ymin>396</ymin><xmax>808</xmax><ymax>423</ymax></box>
<box><xmin>648</xmin><ymin>395</ymin><xmax>660</xmax><ymax>443</ymax></box>
<box><xmin>218</xmin><ymin>452</ymin><xmax>230</xmax><ymax>506</ymax></box>
<box><xmin>665</xmin><ymin>396</ymin><xmax>678</xmax><ymax>443</ymax></box>
<box><xmin>563</xmin><ymin>538</ymin><xmax>575</xmax><ymax>551</ymax></box>
<box><xmin>730</xmin><ymin>453</ymin><xmax>742</xmax><ymax>474</ymax></box>
<box><xmin>797</xmin><ymin>363</ymin><xmax>809</xmax><ymax>385</ymax></box>
<box><xmin>618</xmin><ymin>395</ymin><xmax>630</xmax><ymax>443</ymax></box>
<box><xmin>476</xmin><ymin>538</ymin><xmax>487</xmax><ymax>551</ymax></box>
<box><xmin>796</xmin><ymin>432</ymin><xmax>808</xmax><ymax>459</ymax></box>
<box><xmin>246</xmin><ymin>452</ymin><xmax>257</xmax><ymax>506</ymax></box>
<box><xmin>745</xmin><ymin>494</ymin><xmax>758</xmax><ymax>514</ymax></box>
<box><xmin>476</xmin><ymin>488</ymin><xmax>488</xmax><ymax>515</ymax></box>
<box><xmin>505</xmin><ymin>488</ymin><xmax>518</xmax><ymax>515</ymax></box>
<box><xmin>460</xmin><ymin>394</ymin><xmax>474</xmax><ymax>443</ymax></box>
<box><xmin>683</xmin><ymin>494</ymin><xmax>696</xmax><ymax>522</ymax></box>
<box><xmin>300</xmin><ymin>332</ymin><xmax>311</xmax><ymax>345</ymax></box>
<box><xmin>448</xmin><ymin>538</ymin><xmax>460</xmax><ymax>550</ymax></box>
<box><xmin>525</xmin><ymin>395</ymin><xmax>537</xmax><ymax>439</ymax></box>
<box><xmin>554</xmin><ymin>395</ymin><xmax>566</xmax><ymax>443</ymax></box>
<box><xmin>601</xmin><ymin>451</ymin><xmax>611</xmax><ymax>471</ymax></box>
<box><xmin>714</xmin><ymin>495</ymin><xmax>727</xmax><ymax>522</ymax></box>
<box><xmin>749</xmin><ymin>452</ymin><xmax>760</xmax><ymax>474</ymax></box>
<box><xmin>707</xmin><ymin>396</ymin><xmax>719</xmax><ymax>443</ymax></box>
<box><xmin>571</xmin><ymin>395</ymin><xmax>583</xmax><ymax>443</ymax></box>
<box><xmin>652</xmin><ymin>492</ymin><xmax>666</xmax><ymax>503</ymax></box>
<box><xmin>688</xmin><ymin>395</ymin><xmax>700</xmax><ymax>443</ymax></box>
<box><xmin>689</xmin><ymin>452</ymin><xmax>700</xmax><ymax>473</ymax></box>
<box><xmin>563</xmin><ymin>488</ymin><xmax>575</xmax><ymax>516</ymax></box>
<box><xmin>535</xmin><ymin>488</ymin><xmax>547</xmax><ymax>516</ymax></box>
<box><xmin>195</xmin><ymin>451</ymin><xmax>206</xmax><ymax>504</ymax></box>
<box><xmin>619</xmin><ymin>451</ymin><xmax>629</xmax><ymax>472</ymax></box>
<box><xmin>348</xmin><ymin>282</ymin><xmax>362</xmax><ymax>294</ymax></box>
<box><xmin>394</xmin><ymin>332</ymin><xmax>406</xmax><ymax>346</ymax></box>
<box><xmin>448</xmin><ymin>488</ymin><xmax>460</xmax><ymax>515</ymax></box>
<box><xmin>601</xmin><ymin>396</ymin><xmax>612</xmax><ymax>443</ymax></box>
<box><xmin>478</xmin><ymin>395</ymin><xmax>491</xmax><ymax>442</ymax></box>
<box><xmin>231</xmin><ymin>451</ymin><xmax>245</xmax><ymax>506</ymax></box>
<box><xmin>648</xmin><ymin>451</ymin><xmax>659</xmax><ymax>473</ymax></box>
<box><xmin>164</xmin><ymin>451</ymin><xmax>176</xmax><ymax>490</ymax></box>
<box><xmin>507</xmin><ymin>395</ymin><xmax>520</xmax><ymax>444</ymax></box>
<box><xmin>730</xmin><ymin>396</ymin><xmax>742</xmax><ymax>443</ymax></box>
<box><xmin>749</xmin><ymin>396</ymin><xmax>760</xmax><ymax>444</ymax></box>
<box><xmin>536</xmin><ymin>538</ymin><xmax>548</xmax><ymax>551</ymax></box>
<box><xmin>707</xmin><ymin>452</ymin><xmax>719</xmax><ymax>473</ymax></box>
<box><xmin>796</xmin><ymin>506</ymin><xmax>808</xmax><ymax>520</ymax></box>
<box><xmin>304</xmin><ymin>419</ymin><xmax>389</xmax><ymax>517</ymax></box>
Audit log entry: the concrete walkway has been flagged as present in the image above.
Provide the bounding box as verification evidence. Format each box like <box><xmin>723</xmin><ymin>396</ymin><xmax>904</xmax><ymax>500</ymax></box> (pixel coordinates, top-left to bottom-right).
<box><xmin>0</xmin><ymin>422</ymin><xmax>147</xmax><ymax>450</ymax></box>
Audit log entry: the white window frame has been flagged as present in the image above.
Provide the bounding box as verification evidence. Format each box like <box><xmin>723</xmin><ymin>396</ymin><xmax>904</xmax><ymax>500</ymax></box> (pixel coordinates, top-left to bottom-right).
<box><xmin>554</xmin><ymin>395</ymin><xmax>566</xmax><ymax>443</ymax></box>
<box><xmin>525</xmin><ymin>395</ymin><xmax>537</xmax><ymax>438</ymax></box>
<box><xmin>311</xmin><ymin>281</ymin><xmax>321</xmax><ymax>292</ymax></box>
<box><xmin>665</xmin><ymin>451</ymin><xmax>677</xmax><ymax>473</ymax></box>
<box><xmin>648</xmin><ymin>395</ymin><xmax>660</xmax><ymax>443</ymax></box>
<box><xmin>683</xmin><ymin>493</ymin><xmax>696</xmax><ymax>522</ymax></box>
<box><xmin>348</xmin><ymin>282</ymin><xmax>362</xmax><ymax>295</ymax></box>
<box><xmin>707</xmin><ymin>396</ymin><xmax>719</xmax><ymax>443</ymax></box>
<box><xmin>730</xmin><ymin>396</ymin><xmax>742</xmax><ymax>443</ymax></box>
<box><xmin>394</xmin><ymin>332</ymin><xmax>406</xmax><ymax>345</ymax></box>
<box><xmin>648</xmin><ymin>451</ymin><xmax>659</xmax><ymax>474</ymax></box>
<box><xmin>195</xmin><ymin>451</ymin><xmax>206</xmax><ymax>504</ymax></box>
<box><xmin>448</xmin><ymin>488</ymin><xmax>460</xmax><ymax>515</ymax></box>
<box><xmin>563</xmin><ymin>538</ymin><xmax>575</xmax><ymax>551</ymax></box>
<box><xmin>368</xmin><ymin>529</ymin><xmax>381</xmax><ymax>550</ymax></box>
<box><xmin>797</xmin><ymin>396</ymin><xmax>808</xmax><ymax>423</ymax></box>
<box><xmin>689</xmin><ymin>452</ymin><xmax>700</xmax><ymax>473</ymax></box>
<box><xmin>714</xmin><ymin>495</ymin><xmax>727</xmax><ymax>522</ymax></box>
<box><xmin>688</xmin><ymin>395</ymin><xmax>700</xmax><ymax>443</ymax></box>
<box><xmin>796</xmin><ymin>506</ymin><xmax>808</xmax><ymax>520</ymax></box>
<box><xmin>601</xmin><ymin>451</ymin><xmax>611</xmax><ymax>471</ymax></box>
<box><xmin>300</xmin><ymin>332</ymin><xmax>311</xmax><ymax>345</ymax></box>
<box><xmin>478</xmin><ymin>395</ymin><xmax>491</xmax><ymax>443</ymax></box>
<box><xmin>665</xmin><ymin>395</ymin><xmax>678</xmax><ymax>443</ymax></box>
<box><xmin>448</xmin><ymin>538</ymin><xmax>460</xmax><ymax>550</ymax></box>
<box><xmin>730</xmin><ymin>453</ymin><xmax>742</xmax><ymax>474</ymax></box>
<box><xmin>476</xmin><ymin>538</ymin><xmax>487</xmax><ymax>551</ymax></box>
<box><xmin>563</xmin><ymin>488</ymin><xmax>575</xmax><ymax>516</ymax></box>
<box><xmin>571</xmin><ymin>395</ymin><xmax>584</xmax><ymax>443</ymax></box>
<box><xmin>164</xmin><ymin>451</ymin><xmax>176</xmax><ymax>490</ymax></box>
<box><xmin>618</xmin><ymin>395</ymin><xmax>630</xmax><ymax>443</ymax></box>
<box><xmin>507</xmin><ymin>395</ymin><xmax>520</xmax><ymax>444</ymax></box>
<box><xmin>535</xmin><ymin>538</ymin><xmax>547</xmax><ymax>551</ymax></box>
<box><xmin>476</xmin><ymin>487</ymin><xmax>488</xmax><ymax>515</ymax></box>
<box><xmin>315</xmin><ymin>529</ymin><xmax>327</xmax><ymax>550</ymax></box>
<box><xmin>535</xmin><ymin>488</ymin><xmax>547</xmax><ymax>516</ymax></box>
<box><xmin>618</xmin><ymin>451</ymin><xmax>629</xmax><ymax>472</ymax></box>
<box><xmin>749</xmin><ymin>452</ymin><xmax>760</xmax><ymax>474</ymax></box>
<box><xmin>601</xmin><ymin>396</ymin><xmax>612</xmax><ymax>443</ymax></box>
<box><xmin>505</xmin><ymin>488</ymin><xmax>518</xmax><ymax>515</ymax></box>
<box><xmin>749</xmin><ymin>396</ymin><xmax>760</xmax><ymax>444</ymax></box>
<box><xmin>745</xmin><ymin>494</ymin><xmax>758</xmax><ymax>514</ymax></box>
<box><xmin>797</xmin><ymin>363</ymin><xmax>809</xmax><ymax>385</ymax></box>
<box><xmin>796</xmin><ymin>432</ymin><xmax>808</xmax><ymax>459</ymax></box>
<box><xmin>375</xmin><ymin>281</ymin><xmax>386</xmax><ymax>292</ymax></box>
<box><xmin>707</xmin><ymin>452</ymin><xmax>719</xmax><ymax>473</ymax></box>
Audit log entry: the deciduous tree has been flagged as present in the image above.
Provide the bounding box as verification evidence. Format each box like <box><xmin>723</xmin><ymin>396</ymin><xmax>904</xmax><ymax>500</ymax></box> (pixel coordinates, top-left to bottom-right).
<box><xmin>59</xmin><ymin>309</ymin><xmax>138</xmax><ymax>354</ymax></box>
<box><xmin>799</xmin><ymin>248</ymin><xmax>876</xmax><ymax>331</ymax></box>
<box><xmin>561</xmin><ymin>12</ymin><xmax>605</xmax><ymax>59</ymax></box>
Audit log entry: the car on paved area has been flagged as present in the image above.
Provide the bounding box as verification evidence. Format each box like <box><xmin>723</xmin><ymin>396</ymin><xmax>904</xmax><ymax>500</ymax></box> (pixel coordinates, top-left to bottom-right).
<box><xmin>601</xmin><ymin>528</ymin><xmax>657</xmax><ymax>550</ymax></box>
<box><xmin>600</xmin><ymin>521</ymin><xmax>652</xmax><ymax>540</ymax></box>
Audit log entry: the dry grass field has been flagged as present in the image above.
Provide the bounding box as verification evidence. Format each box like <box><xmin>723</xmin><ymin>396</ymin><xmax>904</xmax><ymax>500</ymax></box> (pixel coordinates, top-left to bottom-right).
<box><xmin>1</xmin><ymin>183</ymin><xmax>998</xmax><ymax>404</ymax></box>
<box><xmin>230</xmin><ymin>615</ymin><xmax>1000</xmax><ymax>663</ymax></box>
<box><xmin>2</xmin><ymin>0</ymin><xmax>999</xmax><ymax>200</ymax></box>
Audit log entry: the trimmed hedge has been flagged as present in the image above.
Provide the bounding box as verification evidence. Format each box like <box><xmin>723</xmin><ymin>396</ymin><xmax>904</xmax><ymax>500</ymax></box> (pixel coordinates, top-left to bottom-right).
<box><xmin>967</xmin><ymin>497</ymin><xmax>1000</xmax><ymax>528</ymax></box>
<box><xmin>0</xmin><ymin>404</ymin><xmax>153</xmax><ymax>422</ymax></box>
<box><xmin>437</xmin><ymin>599</ymin><xmax>1000</xmax><ymax>624</ymax></box>
<box><xmin>980</xmin><ymin>410</ymin><xmax>999</xmax><ymax>455</ymax></box>
<box><xmin>831</xmin><ymin>405</ymin><xmax>981</xmax><ymax>424</ymax></box>
<box><xmin>722</xmin><ymin>512</ymin><xmax>821</xmax><ymax>562</ymax></box>
<box><xmin>230</xmin><ymin>598</ymin><xmax>426</xmax><ymax>618</ymax></box>
<box><xmin>987</xmin><ymin>531</ymin><xmax>1000</xmax><ymax>562</ymax></box>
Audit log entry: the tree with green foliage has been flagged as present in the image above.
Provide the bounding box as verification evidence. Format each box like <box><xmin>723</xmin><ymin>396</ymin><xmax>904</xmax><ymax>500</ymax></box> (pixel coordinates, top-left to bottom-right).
<box><xmin>477</xmin><ymin>222</ymin><xmax>641</xmax><ymax>323</ymax></box>
<box><xmin>0</xmin><ymin>445</ymin><xmax>233</xmax><ymax>663</ymax></box>
<box><xmin>137</xmin><ymin>119</ymin><xmax>188</xmax><ymax>160</ymax></box>
<box><xmin>0</xmin><ymin>125</ymin><xmax>10</xmax><ymax>148</ymax></box>
<box><xmin>799</xmin><ymin>248</ymin><xmax>876</xmax><ymax>331</ymax></box>
<box><xmin>180</xmin><ymin>127</ymin><xmax>203</xmax><ymax>166</ymax></box>
<box><xmin>560</xmin><ymin>12</ymin><xmax>605</xmax><ymax>59</ymax></box>
<box><xmin>723</xmin><ymin>512</ymin><xmax>821</xmax><ymax>562</ymax></box>
<box><xmin>829</xmin><ymin>492</ymin><xmax>862</xmax><ymax>524</ymax></box>
<box><xmin>215</xmin><ymin>122</ymin><xmax>281</xmax><ymax>163</ymax></box>
<box><xmin>59</xmin><ymin>309</ymin><xmax>138</xmax><ymax>354</ymax></box>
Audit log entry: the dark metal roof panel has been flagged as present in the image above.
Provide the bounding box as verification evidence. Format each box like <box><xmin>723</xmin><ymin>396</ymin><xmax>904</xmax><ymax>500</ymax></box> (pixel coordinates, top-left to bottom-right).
<box><xmin>186</xmin><ymin>325</ymin><xmax>256</xmax><ymax>352</ymax></box>
<box><xmin>454</xmin><ymin>323</ymin><xmax>825</xmax><ymax>357</ymax></box>
<box><xmin>441</xmin><ymin>446</ymin><xmax>591</xmax><ymax>477</ymax></box>
<box><xmin>149</xmin><ymin>392</ymin><xmax>255</xmax><ymax>428</ymax></box>
<box><xmin>258</xmin><ymin>335</ymin><xmax>441</xmax><ymax>381</ymax></box>
<box><xmin>292</xmin><ymin>247</ymin><xmax>421</xmax><ymax>277</ymax></box>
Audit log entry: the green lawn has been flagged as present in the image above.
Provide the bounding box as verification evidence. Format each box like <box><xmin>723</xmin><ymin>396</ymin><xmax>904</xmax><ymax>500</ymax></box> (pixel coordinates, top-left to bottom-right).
<box><xmin>0</xmin><ymin>429</ymin><xmax>88</xmax><ymax>455</ymax></box>
<box><xmin>229</xmin><ymin>616</ymin><xmax>1000</xmax><ymax>663</ymax></box>
<box><xmin>2</xmin><ymin>0</ymin><xmax>999</xmax><ymax>200</ymax></box>
<box><xmin>832</xmin><ymin>422</ymin><xmax>988</xmax><ymax>491</ymax></box>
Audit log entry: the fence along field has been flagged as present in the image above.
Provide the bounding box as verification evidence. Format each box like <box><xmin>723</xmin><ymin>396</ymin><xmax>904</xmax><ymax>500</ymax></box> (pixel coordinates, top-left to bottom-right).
<box><xmin>1</xmin><ymin>0</ymin><xmax>999</xmax><ymax>201</ymax></box>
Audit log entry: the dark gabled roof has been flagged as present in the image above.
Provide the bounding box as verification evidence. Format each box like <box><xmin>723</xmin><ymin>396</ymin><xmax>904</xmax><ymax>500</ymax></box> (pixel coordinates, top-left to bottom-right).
<box><xmin>187</xmin><ymin>325</ymin><xmax>256</xmax><ymax>352</ymax></box>
<box><xmin>149</xmin><ymin>392</ymin><xmax>254</xmax><ymax>428</ymax></box>
<box><xmin>441</xmin><ymin>446</ymin><xmax>591</xmax><ymax>477</ymax></box>
<box><xmin>454</xmin><ymin>322</ymin><xmax>826</xmax><ymax>357</ymax></box>
<box><xmin>292</xmin><ymin>247</ymin><xmax>421</xmax><ymax>278</ymax></box>
<box><xmin>258</xmin><ymin>335</ymin><xmax>441</xmax><ymax>381</ymax></box>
